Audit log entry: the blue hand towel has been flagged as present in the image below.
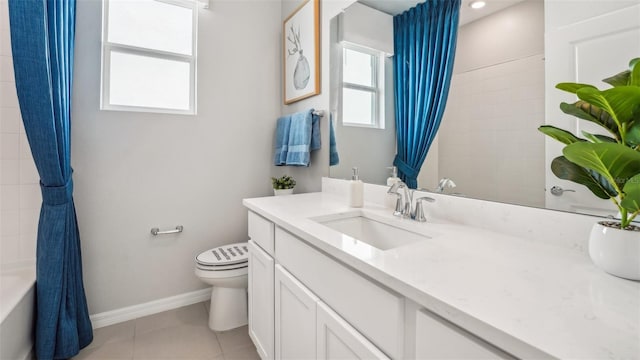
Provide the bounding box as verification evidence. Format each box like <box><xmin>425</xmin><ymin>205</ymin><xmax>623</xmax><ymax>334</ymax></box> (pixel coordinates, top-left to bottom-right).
<box><xmin>329</xmin><ymin>114</ymin><xmax>339</xmax><ymax>166</ymax></box>
<box><xmin>285</xmin><ymin>109</ymin><xmax>320</xmax><ymax>166</ymax></box>
<box><xmin>273</xmin><ymin>115</ymin><xmax>291</xmax><ymax>165</ymax></box>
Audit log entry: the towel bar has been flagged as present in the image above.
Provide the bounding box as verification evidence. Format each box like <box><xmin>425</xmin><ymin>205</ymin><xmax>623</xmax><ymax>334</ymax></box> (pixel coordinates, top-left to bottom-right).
<box><xmin>312</xmin><ymin>110</ymin><xmax>325</xmax><ymax>117</ymax></box>
<box><xmin>151</xmin><ymin>225</ymin><xmax>184</xmax><ymax>236</ymax></box>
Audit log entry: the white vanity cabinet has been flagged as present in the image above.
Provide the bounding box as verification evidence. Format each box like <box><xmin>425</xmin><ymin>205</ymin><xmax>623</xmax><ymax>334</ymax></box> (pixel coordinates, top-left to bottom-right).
<box><xmin>317</xmin><ymin>302</ymin><xmax>390</xmax><ymax>360</ymax></box>
<box><xmin>248</xmin><ymin>211</ymin><xmax>276</xmax><ymax>359</ymax></box>
<box><xmin>274</xmin><ymin>264</ymin><xmax>318</xmax><ymax>359</ymax></box>
<box><xmin>246</xmin><ymin>210</ymin><xmax>513</xmax><ymax>360</ymax></box>
<box><xmin>275</xmin><ymin>263</ymin><xmax>388</xmax><ymax>360</ymax></box>
<box><xmin>248</xmin><ymin>238</ymin><xmax>274</xmax><ymax>359</ymax></box>
<box><xmin>415</xmin><ymin>309</ymin><xmax>514</xmax><ymax>360</ymax></box>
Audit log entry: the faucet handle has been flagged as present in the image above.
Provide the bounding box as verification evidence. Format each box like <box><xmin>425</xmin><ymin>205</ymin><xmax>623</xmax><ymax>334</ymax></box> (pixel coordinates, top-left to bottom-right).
<box><xmin>392</xmin><ymin>193</ymin><xmax>404</xmax><ymax>217</ymax></box>
<box><xmin>413</xmin><ymin>196</ymin><xmax>435</xmax><ymax>222</ymax></box>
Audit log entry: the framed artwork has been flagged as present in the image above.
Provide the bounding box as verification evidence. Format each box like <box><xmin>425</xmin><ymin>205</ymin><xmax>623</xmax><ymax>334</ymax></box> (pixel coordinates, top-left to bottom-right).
<box><xmin>283</xmin><ymin>0</ymin><xmax>320</xmax><ymax>105</ymax></box>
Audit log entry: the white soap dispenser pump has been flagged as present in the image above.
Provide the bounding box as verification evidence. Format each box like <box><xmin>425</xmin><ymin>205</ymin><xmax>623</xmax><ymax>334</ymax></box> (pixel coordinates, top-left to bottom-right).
<box><xmin>349</xmin><ymin>167</ymin><xmax>364</xmax><ymax>208</ymax></box>
<box><xmin>387</xmin><ymin>166</ymin><xmax>400</xmax><ymax>186</ymax></box>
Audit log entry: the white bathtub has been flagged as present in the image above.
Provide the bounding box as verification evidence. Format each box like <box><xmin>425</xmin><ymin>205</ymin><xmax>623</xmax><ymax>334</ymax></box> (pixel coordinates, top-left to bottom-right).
<box><xmin>0</xmin><ymin>265</ymin><xmax>35</xmax><ymax>360</ymax></box>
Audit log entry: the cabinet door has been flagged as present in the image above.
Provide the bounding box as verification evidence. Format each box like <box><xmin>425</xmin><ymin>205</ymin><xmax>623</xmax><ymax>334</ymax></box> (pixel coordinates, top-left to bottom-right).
<box><xmin>275</xmin><ymin>265</ymin><xmax>319</xmax><ymax>360</ymax></box>
<box><xmin>316</xmin><ymin>302</ymin><xmax>390</xmax><ymax>360</ymax></box>
<box><xmin>248</xmin><ymin>240</ymin><xmax>274</xmax><ymax>359</ymax></box>
<box><xmin>415</xmin><ymin>309</ymin><xmax>514</xmax><ymax>359</ymax></box>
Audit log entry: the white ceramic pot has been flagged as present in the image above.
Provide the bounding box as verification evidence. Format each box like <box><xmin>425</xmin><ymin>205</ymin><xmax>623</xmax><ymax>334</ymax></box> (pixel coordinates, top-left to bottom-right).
<box><xmin>273</xmin><ymin>188</ymin><xmax>294</xmax><ymax>196</ymax></box>
<box><xmin>589</xmin><ymin>221</ymin><xmax>640</xmax><ymax>281</ymax></box>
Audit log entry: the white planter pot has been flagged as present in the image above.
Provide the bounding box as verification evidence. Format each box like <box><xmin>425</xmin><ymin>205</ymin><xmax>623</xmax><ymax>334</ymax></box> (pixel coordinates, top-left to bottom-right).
<box><xmin>589</xmin><ymin>221</ymin><xmax>640</xmax><ymax>281</ymax></box>
<box><xmin>274</xmin><ymin>189</ymin><xmax>294</xmax><ymax>196</ymax></box>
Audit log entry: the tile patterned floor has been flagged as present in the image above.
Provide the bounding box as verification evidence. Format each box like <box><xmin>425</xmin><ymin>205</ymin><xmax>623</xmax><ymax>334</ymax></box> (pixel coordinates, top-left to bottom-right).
<box><xmin>73</xmin><ymin>302</ymin><xmax>259</xmax><ymax>360</ymax></box>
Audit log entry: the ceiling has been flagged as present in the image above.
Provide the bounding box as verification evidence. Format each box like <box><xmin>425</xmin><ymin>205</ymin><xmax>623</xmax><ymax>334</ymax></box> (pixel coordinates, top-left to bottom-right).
<box><xmin>357</xmin><ymin>0</ymin><xmax>527</xmax><ymax>26</ymax></box>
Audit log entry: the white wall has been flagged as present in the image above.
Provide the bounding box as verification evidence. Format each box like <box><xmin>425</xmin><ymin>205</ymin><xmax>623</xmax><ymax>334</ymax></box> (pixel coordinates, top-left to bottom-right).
<box><xmin>0</xmin><ymin>0</ymin><xmax>39</xmax><ymax>268</ymax></box>
<box><xmin>427</xmin><ymin>0</ymin><xmax>546</xmax><ymax>207</ymax></box>
<box><xmin>72</xmin><ymin>0</ymin><xmax>281</xmax><ymax>314</ymax></box>
<box><xmin>276</xmin><ymin>0</ymin><xmax>357</xmax><ymax>193</ymax></box>
<box><xmin>453</xmin><ymin>0</ymin><xmax>544</xmax><ymax>74</ymax></box>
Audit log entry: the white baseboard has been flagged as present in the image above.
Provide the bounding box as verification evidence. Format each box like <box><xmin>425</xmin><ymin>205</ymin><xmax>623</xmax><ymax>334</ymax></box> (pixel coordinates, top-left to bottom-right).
<box><xmin>90</xmin><ymin>288</ymin><xmax>212</xmax><ymax>329</ymax></box>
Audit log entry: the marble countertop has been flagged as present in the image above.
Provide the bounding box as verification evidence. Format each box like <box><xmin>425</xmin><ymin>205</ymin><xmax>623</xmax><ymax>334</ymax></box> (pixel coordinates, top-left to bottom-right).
<box><xmin>243</xmin><ymin>192</ymin><xmax>640</xmax><ymax>359</ymax></box>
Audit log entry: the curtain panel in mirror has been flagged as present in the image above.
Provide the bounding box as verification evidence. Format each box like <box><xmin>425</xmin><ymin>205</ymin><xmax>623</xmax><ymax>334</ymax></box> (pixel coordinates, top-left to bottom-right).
<box><xmin>393</xmin><ymin>0</ymin><xmax>460</xmax><ymax>188</ymax></box>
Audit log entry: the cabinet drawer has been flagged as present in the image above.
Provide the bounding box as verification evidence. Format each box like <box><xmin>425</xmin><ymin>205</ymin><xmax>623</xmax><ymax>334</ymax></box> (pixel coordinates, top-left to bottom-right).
<box><xmin>248</xmin><ymin>211</ymin><xmax>274</xmax><ymax>255</ymax></box>
<box><xmin>276</xmin><ymin>227</ymin><xmax>404</xmax><ymax>359</ymax></box>
<box><xmin>415</xmin><ymin>309</ymin><xmax>515</xmax><ymax>359</ymax></box>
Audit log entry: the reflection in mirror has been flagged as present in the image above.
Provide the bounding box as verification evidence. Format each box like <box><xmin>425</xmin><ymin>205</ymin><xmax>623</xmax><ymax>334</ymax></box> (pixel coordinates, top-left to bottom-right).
<box><xmin>329</xmin><ymin>0</ymin><xmax>640</xmax><ymax>218</ymax></box>
<box><xmin>329</xmin><ymin>2</ymin><xmax>396</xmax><ymax>185</ymax></box>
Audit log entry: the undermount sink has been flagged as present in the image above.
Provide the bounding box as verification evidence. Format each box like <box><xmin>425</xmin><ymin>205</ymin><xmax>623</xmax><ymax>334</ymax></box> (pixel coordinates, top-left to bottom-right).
<box><xmin>312</xmin><ymin>211</ymin><xmax>430</xmax><ymax>251</ymax></box>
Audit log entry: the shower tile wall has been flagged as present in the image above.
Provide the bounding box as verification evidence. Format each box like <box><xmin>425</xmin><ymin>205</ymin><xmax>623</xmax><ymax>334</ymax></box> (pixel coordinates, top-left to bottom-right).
<box><xmin>0</xmin><ymin>0</ymin><xmax>39</xmax><ymax>267</ymax></box>
<box><xmin>437</xmin><ymin>54</ymin><xmax>546</xmax><ymax>208</ymax></box>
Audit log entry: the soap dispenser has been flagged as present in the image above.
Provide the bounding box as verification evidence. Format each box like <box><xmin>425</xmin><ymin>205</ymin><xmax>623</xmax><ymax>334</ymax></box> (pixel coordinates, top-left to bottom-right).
<box><xmin>386</xmin><ymin>166</ymin><xmax>400</xmax><ymax>186</ymax></box>
<box><xmin>349</xmin><ymin>167</ymin><xmax>364</xmax><ymax>208</ymax></box>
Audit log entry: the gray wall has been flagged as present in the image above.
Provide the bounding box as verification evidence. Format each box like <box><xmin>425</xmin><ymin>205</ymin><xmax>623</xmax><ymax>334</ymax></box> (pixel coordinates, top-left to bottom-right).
<box><xmin>72</xmin><ymin>0</ymin><xmax>282</xmax><ymax>314</ymax></box>
<box><xmin>276</xmin><ymin>0</ymin><xmax>357</xmax><ymax>193</ymax></box>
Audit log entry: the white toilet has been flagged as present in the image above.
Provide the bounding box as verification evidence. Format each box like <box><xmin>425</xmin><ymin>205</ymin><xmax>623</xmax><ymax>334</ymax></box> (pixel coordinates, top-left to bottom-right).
<box><xmin>194</xmin><ymin>242</ymin><xmax>249</xmax><ymax>331</ymax></box>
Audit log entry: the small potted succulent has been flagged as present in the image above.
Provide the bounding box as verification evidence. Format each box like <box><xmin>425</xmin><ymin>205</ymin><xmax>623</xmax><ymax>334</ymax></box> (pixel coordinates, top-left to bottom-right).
<box><xmin>272</xmin><ymin>175</ymin><xmax>296</xmax><ymax>196</ymax></box>
<box><xmin>539</xmin><ymin>58</ymin><xmax>640</xmax><ymax>280</ymax></box>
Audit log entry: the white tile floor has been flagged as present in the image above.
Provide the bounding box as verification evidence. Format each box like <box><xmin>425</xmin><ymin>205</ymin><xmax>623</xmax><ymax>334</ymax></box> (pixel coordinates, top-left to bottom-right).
<box><xmin>73</xmin><ymin>302</ymin><xmax>259</xmax><ymax>360</ymax></box>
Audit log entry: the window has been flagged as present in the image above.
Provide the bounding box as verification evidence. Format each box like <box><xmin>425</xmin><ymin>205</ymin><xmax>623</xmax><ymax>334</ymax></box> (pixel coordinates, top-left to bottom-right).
<box><xmin>340</xmin><ymin>45</ymin><xmax>385</xmax><ymax>128</ymax></box>
<box><xmin>101</xmin><ymin>0</ymin><xmax>197</xmax><ymax>114</ymax></box>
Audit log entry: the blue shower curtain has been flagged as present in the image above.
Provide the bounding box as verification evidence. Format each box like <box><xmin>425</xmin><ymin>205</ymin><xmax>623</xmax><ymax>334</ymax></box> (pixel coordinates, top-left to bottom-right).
<box><xmin>8</xmin><ymin>0</ymin><xmax>93</xmax><ymax>358</ymax></box>
<box><xmin>393</xmin><ymin>0</ymin><xmax>460</xmax><ymax>188</ymax></box>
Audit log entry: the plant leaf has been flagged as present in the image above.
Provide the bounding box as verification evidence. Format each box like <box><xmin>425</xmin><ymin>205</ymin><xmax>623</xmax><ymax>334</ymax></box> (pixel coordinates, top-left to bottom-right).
<box><xmin>576</xmin><ymin>87</ymin><xmax>640</xmax><ymax>130</ymax></box>
<box><xmin>563</xmin><ymin>142</ymin><xmax>640</xmax><ymax>192</ymax></box>
<box><xmin>627</xmin><ymin>122</ymin><xmax>640</xmax><ymax>148</ymax></box>
<box><xmin>581</xmin><ymin>131</ymin><xmax>616</xmax><ymax>144</ymax></box>
<box><xmin>621</xmin><ymin>173</ymin><xmax>640</xmax><ymax>213</ymax></box>
<box><xmin>538</xmin><ymin>125</ymin><xmax>584</xmax><ymax>145</ymax></box>
<box><xmin>556</xmin><ymin>83</ymin><xmax>597</xmax><ymax>94</ymax></box>
<box><xmin>602</xmin><ymin>70</ymin><xmax>630</xmax><ymax>87</ymax></box>
<box><xmin>550</xmin><ymin>156</ymin><xmax>616</xmax><ymax>199</ymax></box>
<box><xmin>560</xmin><ymin>101</ymin><xmax>619</xmax><ymax>138</ymax></box>
<box><xmin>630</xmin><ymin>58</ymin><xmax>640</xmax><ymax>87</ymax></box>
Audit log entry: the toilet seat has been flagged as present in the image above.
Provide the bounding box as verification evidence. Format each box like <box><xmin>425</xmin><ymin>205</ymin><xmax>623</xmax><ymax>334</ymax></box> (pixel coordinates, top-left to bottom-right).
<box><xmin>196</xmin><ymin>242</ymin><xmax>249</xmax><ymax>270</ymax></box>
<box><xmin>196</xmin><ymin>262</ymin><xmax>247</xmax><ymax>271</ymax></box>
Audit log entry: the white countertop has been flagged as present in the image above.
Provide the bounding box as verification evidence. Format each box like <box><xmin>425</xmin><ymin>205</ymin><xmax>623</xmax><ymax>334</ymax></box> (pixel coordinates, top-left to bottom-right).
<box><xmin>243</xmin><ymin>192</ymin><xmax>640</xmax><ymax>359</ymax></box>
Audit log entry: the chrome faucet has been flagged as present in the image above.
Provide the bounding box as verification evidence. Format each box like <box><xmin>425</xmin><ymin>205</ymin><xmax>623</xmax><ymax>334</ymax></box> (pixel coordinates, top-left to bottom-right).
<box><xmin>388</xmin><ymin>181</ymin><xmax>412</xmax><ymax>218</ymax></box>
<box><xmin>435</xmin><ymin>178</ymin><xmax>456</xmax><ymax>193</ymax></box>
<box><xmin>387</xmin><ymin>182</ymin><xmax>435</xmax><ymax>222</ymax></box>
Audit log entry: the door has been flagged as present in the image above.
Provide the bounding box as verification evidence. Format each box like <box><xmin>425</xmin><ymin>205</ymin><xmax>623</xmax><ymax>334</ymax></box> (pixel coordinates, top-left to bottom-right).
<box><xmin>316</xmin><ymin>302</ymin><xmax>389</xmax><ymax>360</ymax></box>
<box><xmin>248</xmin><ymin>240</ymin><xmax>274</xmax><ymax>359</ymax></box>
<box><xmin>544</xmin><ymin>2</ymin><xmax>640</xmax><ymax>216</ymax></box>
<box><xmin>275</xmin><ymin>265</ymin><xmax>319</xmax><ymax>360</ymax></box>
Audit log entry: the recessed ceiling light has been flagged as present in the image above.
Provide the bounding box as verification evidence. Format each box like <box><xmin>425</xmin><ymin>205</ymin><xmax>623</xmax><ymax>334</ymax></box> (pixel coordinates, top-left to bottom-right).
<box><xmin>469</xmin><ymin>0</ymin><xmax>486</xmax><ymax>9</ymax></box>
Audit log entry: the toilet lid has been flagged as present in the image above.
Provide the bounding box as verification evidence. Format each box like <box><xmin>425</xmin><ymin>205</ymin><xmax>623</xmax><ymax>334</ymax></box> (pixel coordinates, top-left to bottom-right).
<box><xmin>196</xmin><ymin>242</ymin><xmax>249</xmax><ymax>266</ymax></box>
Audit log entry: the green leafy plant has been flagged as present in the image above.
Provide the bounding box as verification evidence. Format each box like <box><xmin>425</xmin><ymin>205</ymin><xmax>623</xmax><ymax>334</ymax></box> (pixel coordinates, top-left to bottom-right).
<box><xmin>271</xmin><ymin>175</ymin><xmax>296</xmax><ymax>190</ymax></box>
<box><xmin>539</xmin><ymin>58</ymin><xmax>640</xmax><ymax>229</ymax></box>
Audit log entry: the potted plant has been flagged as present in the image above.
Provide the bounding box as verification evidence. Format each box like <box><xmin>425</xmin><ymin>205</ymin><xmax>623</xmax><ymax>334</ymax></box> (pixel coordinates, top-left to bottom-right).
<box><xmin>539</xmin><ymin>58</ymin><xmax>640</xmax><ymax>280</ymax></box>
<box><xmin>272</xmin><ymin>175</ymin><xmax>296</xmax><ymax>196</ymax></box>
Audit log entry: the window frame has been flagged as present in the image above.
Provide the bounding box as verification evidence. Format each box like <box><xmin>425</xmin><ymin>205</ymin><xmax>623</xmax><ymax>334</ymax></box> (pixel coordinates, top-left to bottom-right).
<box><xmin>340</xmin><ymin>44</ymin><xmax>385</xmax><ymax>129</ymax></box>
<box><xmin>101</xmin><ymin>0</ymin><xmax>198</xmax><ymax>115</ymax></box>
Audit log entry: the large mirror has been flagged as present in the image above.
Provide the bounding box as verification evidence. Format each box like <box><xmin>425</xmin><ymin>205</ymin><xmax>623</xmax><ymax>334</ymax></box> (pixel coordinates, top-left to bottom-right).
<box><xmin>329</xmin><ymin>0</ymin><xmax>640</xmax><ymax>218</ymax></box>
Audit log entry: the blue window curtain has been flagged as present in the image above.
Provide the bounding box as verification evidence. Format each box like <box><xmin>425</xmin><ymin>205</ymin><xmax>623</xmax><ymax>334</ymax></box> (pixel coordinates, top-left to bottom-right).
<box><xmin>8</xmin><ymin>0</ymin><xmax>93</xmax><ymax>358</ymax></box>
<box><xmin>393</xmin><ymin>0</ymin><xmax>460</xmax><ymax>188</ymax></box>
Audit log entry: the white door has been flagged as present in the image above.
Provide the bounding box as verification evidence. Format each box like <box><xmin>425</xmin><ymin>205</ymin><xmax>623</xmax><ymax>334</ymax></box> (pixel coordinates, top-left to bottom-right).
<box><xmin>248</xmin><ymin>240</ymin><xmax>275</xmax><ymax>359</ymax></box>
<box><xmin>544</xmin><ymin>1</ymin><xmax>640</xmax><ymax>216</ymax></box>
<box><xmin>275</xmin><ymin>265</ymin><xmax>319</xmax><ymax>360</ymax></box>
<box><xmin>316</xmin><ymin>302</ymin><xmax>389</xmax><ymax>360</ymax></box>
